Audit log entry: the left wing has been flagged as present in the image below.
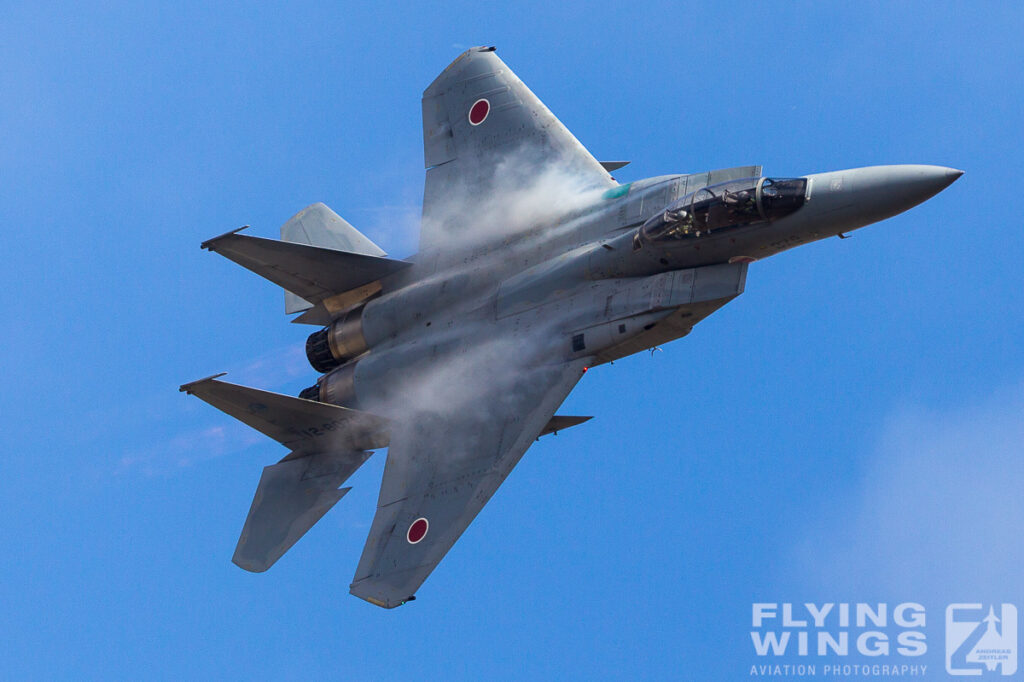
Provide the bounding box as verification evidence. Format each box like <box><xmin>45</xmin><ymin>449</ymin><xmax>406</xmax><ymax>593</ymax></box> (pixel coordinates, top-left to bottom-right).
<box><xmin>420</xmin><ymin>47</ymin><xmax>616</xmax><ymax>251</ymax></box>
<box><xmin>349</xmin><ymin>358</ymin><xmax>590</xmax><ymax>608</ymax></box>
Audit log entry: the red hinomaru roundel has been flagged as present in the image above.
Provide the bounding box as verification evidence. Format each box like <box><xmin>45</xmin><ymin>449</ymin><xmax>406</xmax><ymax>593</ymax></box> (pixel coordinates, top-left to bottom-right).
<box><xmin>407</xmin><ymin>517</ymin><xmax>429</xmax><ymax>544</ymax></box>
<box><xmin>468</xmin><ymin>98</ymin><xmax>490</xmax><ymax>125</ymax></box>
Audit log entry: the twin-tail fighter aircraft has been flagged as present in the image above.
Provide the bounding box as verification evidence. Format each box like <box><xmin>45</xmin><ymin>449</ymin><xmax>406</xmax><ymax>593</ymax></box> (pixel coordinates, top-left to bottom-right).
<box><xmin>182</xmin><ymin>47</ymin><xmax>962</xmax><ymax>608</ymax></box>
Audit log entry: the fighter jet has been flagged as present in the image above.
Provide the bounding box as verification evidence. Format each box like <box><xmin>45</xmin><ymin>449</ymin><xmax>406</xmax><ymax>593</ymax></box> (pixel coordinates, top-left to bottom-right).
<box><xmin>181</xmin><ymin>46</ymin><xmax>962</xmax><ymax>608</ymax></box>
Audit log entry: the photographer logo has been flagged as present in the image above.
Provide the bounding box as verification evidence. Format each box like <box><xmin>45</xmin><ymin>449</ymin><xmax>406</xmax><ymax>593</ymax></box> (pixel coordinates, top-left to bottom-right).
<box><xmin>946</xmin><ymin>603</ymin><xmax>1017</xmax><ymax>676</ymax></box>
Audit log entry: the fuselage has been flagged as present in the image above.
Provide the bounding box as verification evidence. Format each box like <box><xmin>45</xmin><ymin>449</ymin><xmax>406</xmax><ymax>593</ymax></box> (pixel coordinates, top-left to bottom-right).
<box><xmin>308</xmin><ymin>164</ymin><xmax>961</xmax><ymax>413</ymax></box>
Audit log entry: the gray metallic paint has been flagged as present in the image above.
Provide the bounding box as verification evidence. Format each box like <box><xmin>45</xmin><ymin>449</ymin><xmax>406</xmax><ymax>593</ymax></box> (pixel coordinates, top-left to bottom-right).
<box><xmin>183</xmin><ymin>47</ymin><xmax>961</xmax><ymax>609</ymax></box>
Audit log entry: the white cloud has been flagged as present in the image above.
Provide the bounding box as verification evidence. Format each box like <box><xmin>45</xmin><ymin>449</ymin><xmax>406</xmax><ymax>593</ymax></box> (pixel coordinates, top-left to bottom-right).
<box><xmin>117</xmin><ymin>422</ymin><xmax>264</xmax><ymax>477</ymax></box>
<box><xmin>793</xmin><ymin>383</ymin><xmax>1024</xmax><ymax>596</ymax></box>
<box><xmin>229</xmin><ymin>343</ymin><xmax>307</xmax><ymax>388</ymax></box>
<box><xmin>113</xmin><ymin>344</ymin><xmax>306</xmax><ymax>477</ymax></box>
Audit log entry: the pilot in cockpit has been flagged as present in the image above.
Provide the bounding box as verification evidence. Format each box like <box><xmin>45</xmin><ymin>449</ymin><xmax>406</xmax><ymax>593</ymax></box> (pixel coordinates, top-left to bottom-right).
<box><xmin>722</xmin><ymin>188</ymin><xmax>757</xmax><ymax>216</ymax></box>
<box><xmin>662</xmin><ymin>207</ymin><xmax>694</xmax><ymax>237</ymax></box>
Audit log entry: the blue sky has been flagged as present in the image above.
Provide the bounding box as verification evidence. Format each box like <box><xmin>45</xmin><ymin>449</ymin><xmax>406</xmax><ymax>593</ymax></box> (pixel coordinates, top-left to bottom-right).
<box><xmin>2</xmin><ymin>2</ymin><xmax>1023</xmax><ymax>679</ymax></box>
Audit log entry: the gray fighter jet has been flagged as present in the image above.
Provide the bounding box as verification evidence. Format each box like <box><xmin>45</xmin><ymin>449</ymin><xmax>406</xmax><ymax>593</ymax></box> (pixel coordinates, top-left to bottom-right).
<box><xmin>181</xmin><ymin>47</ymin><xmax>961</xmax><ymax>608</ymax></box>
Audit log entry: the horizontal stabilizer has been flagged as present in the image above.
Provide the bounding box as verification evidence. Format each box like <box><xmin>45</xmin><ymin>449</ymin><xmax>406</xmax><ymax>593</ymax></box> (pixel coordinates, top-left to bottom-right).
<box><xmin>539</xmin><ymin>415</ymin><xmax>592</xmax><ymax>437</ymax></box>
<box><xmin>280</xmin><ymin>203</ymin><xmax>387</xmax><ymax>314</ymax></box>
<box><xmin>233</xmin><ymin>451</ymin><xmax>369</xmax><ymax>572</ymax></box>
<box><xmin>201</xmin><ymin>229</ymin><xmax>410</xmax><ymax>309</ymax></box>
<box><xmin>179</xmin><ymin>375</ymin><xmax>388</xmax><ymax>454</ymax></box>
<box><xmin>599</xmin><ymin>161</ymin><xmax>630</xmax><ymax>172</ymax></box>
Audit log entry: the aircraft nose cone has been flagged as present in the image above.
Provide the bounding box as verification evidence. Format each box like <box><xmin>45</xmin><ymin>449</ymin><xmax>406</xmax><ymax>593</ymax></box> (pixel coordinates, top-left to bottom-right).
<box><xmin>805</xmin><ymin>165</ymin><xmax>963</xmax><ymax>231</ymax></box>
<box><xmin>930</xmin><ymin>165</ymin><xmax>965</xmax><ymax>190</ymax></box>
<box><xmin>854</xmin><ymin>165</ymin><xmax>963</xmax><ymax>214</ymax></box>
<box><xmin>878</xmin><ymin>164</ymin><xmax>962</xmax><ymax>217</ymax></box>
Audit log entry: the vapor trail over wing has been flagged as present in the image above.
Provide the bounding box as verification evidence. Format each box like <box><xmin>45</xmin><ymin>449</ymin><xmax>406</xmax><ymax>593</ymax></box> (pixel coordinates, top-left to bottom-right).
<box><xmin>419</xmin><ymin>47</ymin><xmax>616</xmax><ymax>251</ymax></box>
<box><xmin>349</xmin><ymin>357</ymin><xmax>590</xmax><ymax>608</ymax></box>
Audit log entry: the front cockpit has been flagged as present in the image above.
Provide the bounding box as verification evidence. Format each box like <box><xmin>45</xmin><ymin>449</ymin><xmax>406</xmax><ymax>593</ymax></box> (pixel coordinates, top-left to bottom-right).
<box><xmin>637</xmin><ymin>176</ymin><xmax>807</xmax><ymax>244</ymax></box>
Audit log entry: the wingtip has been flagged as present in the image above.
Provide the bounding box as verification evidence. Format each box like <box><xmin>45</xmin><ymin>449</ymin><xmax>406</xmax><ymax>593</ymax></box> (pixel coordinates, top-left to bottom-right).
<box><xmin>348</xmin><ymin>577</ymin><xmax>417</xmax><ymax>609</ymax></box>
<box><xmin>200</xmin><ymin>225</ymin><xmax>250</xmax><ymax>250</ymax></box>
<box><xmin>351</xmin><ymin>592</ymin><xmax>401</xmax><ymax>609</ymax></box>
<box><xmin>232</xmin><ymin>555</ymin><xmax>271</xmax><ymax>573</ymax></box>
<box><xmin>179</xmin><ymin>372</ymin><xmax>228</xmax><ymax>393</ymax></box>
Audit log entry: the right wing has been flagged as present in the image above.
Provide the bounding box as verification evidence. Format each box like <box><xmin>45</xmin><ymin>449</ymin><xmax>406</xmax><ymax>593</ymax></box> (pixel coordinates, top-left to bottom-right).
<box><xmin>349</xmin><ymin>358</ymin><xmax>590</xmax><ymax>608</ymax></box>
<box><xmin>420</xmin><ymin>47</ymin><xmax>616</xmax><ymax>251</ymax></box>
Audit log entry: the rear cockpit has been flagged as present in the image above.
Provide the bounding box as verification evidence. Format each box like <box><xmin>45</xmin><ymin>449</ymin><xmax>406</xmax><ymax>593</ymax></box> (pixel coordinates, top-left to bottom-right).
<box><xmin>637</xmin><ymin>176</ymin><xmax>807</xmax><ymax>245</ymax></box>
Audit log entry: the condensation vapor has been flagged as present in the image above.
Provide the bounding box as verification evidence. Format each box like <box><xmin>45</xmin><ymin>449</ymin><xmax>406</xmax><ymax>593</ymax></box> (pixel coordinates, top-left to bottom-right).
<box><xmin>421</xmin><ymin>147</ymin><xmax>608</xmax><ymax>253</ymax></box>
<box><xmin>364</xmin><ymin>330</ymin><xmax>569</xmax><ymax>466</ymax></box>
<box><xmin>360</xmin><ymin>146</ymin><xmax>608</xmax><ymax>454</ymax></box>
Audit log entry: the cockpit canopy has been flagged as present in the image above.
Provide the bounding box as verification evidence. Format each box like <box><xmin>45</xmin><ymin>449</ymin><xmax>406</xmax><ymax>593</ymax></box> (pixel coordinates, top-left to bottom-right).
<box><xmin>639</xmin><ymin>176</ymin><xmax>807</xmax><ymax>243</ymax></box>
